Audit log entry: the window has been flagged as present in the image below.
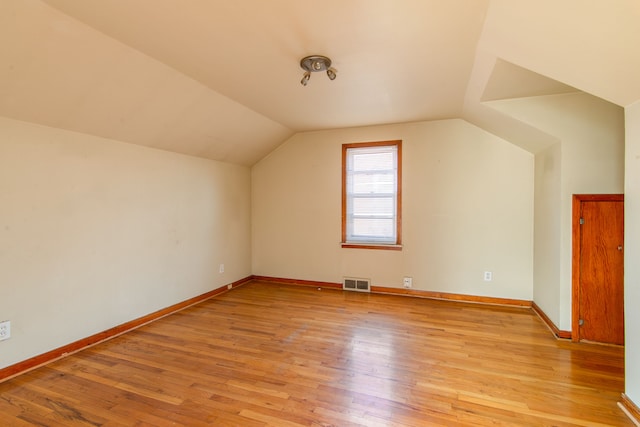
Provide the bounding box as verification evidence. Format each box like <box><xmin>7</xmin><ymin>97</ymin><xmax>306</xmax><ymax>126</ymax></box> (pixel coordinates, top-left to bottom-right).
<box><xmin>342</xmin><ymin>140</ymin><xmax>402</xmax><ymax>250</ymax></box>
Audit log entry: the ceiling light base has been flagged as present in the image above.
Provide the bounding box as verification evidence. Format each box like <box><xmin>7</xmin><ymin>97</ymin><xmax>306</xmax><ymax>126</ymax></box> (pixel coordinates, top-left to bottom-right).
<box><xmin>300</xmin><ymin>55</ymin><xmax>337</xmax><ymax>85</ymax></box>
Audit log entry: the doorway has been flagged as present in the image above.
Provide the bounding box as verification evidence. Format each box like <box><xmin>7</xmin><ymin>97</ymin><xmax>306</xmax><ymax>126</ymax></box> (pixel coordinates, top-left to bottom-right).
<box><xmin>572</xmin><ymin>194</ymin><xmax>624</xmax><ymax>345</ymax></box>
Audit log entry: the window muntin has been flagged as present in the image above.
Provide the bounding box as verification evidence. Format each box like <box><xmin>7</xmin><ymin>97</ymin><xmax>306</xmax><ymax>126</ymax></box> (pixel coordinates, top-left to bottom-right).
<box><xmin>342</xmin><ymin>141</ymin><xmax>401</xmax><ymax>248</ymax></box>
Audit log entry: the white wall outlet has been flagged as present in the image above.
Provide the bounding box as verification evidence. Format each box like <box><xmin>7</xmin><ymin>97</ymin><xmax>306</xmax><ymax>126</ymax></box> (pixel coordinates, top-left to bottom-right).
<box><xmin>403</xmin><ymin>277</ymin><xmax>413</xmax><ymax>288</ymax></box>
<box><xmin>484</xmin><ymin>271</ymin><xmax>493</xmax><ymax>281</ymax></box>
<box><xmin>0</xmin><ymin>320</ymin><xmax>11</xmax><ymax>341</ymax></box>
<box><xmin>219</xmin><ymin>263</ymin><xmax>225</xmax><ymax>273</ymax></box>
<box><xmin>227</xmin><ymin>284</ymin><xmax>232</xmax><ymax>290</ymax></box>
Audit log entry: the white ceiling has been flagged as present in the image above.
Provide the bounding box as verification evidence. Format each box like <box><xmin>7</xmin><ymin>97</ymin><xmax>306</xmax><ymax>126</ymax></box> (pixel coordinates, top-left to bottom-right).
<box><xmin>1</xmin><ymin>0</ymin><xmax>639</xmax><ymax>165</ymax></box>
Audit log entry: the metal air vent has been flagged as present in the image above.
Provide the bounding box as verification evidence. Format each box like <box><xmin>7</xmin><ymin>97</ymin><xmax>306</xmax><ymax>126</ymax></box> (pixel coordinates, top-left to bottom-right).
<box><xmin>343</xmin><ymin>277</ymin><xmax>370</xmax><ymax>292</ymax></box>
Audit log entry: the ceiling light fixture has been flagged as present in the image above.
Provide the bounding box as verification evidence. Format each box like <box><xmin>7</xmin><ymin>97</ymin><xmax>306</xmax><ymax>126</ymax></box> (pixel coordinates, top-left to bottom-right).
<box><xmin>300</xmin><ymin>55</ymin><xmax>337</xmax><ymax>86</ymax></box>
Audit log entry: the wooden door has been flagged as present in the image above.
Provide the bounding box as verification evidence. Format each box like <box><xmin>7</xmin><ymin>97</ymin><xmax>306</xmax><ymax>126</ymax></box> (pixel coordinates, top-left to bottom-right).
<box><xmin>572</xmin><ymin>195</ymin><xmax>624</xmax><ymax>345</ymax></box>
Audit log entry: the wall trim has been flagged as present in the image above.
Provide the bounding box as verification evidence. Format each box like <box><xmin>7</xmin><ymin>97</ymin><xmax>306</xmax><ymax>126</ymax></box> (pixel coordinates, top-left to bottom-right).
<box><xmin>0</xmin><ymin>276</ymin><xmax>253</xmax><ymax>383</ymax></box>
<box><xmin>372</xmin><ymin>286</ymin><xmax>531</xmax><ymax>307</ymax></box>
<box><xmin>532</xmin><ymin>302</ymin><xmax>572</xmax><ymax>339</ymax></box>
<box><xmin>254</xmin><ymin>276</ymin><xmax>531</xmax><ymax>308</ymax></box>
<box><xmin>620</xmin><ymin>394</ymin><xmax>640</xmax><ymax>426</ymax></box>
<box><xmin>251</xmin><ymin>275</ymin><xmax>343</xmax><ymax>289</ymax></box>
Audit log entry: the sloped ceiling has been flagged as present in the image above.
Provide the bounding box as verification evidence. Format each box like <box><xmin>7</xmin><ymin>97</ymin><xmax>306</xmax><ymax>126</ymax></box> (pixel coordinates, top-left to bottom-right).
<box><xmin>479</xmin><ymin>0</ymin><xmax>640</xmax><ymax>108</ymax></box>
<box><xmin>481</xmin><ymin>60</ymin><xmax>578</xmax><ymax>103</ymax></box>
<box><xmin>1</xmin><ymin>0</ymin><xmax>639</xmax><ymax>165</ymax></box>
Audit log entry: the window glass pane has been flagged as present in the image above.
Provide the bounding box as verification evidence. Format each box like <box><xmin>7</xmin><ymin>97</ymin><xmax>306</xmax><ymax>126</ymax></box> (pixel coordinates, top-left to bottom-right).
<box><xmin>351</xmin><ymin>218</ymin><xmax>395</xmax><ymax>241</ymax></box>
<box><xmin>352</xmin><ymin>151</ymin><xmax>394</xmax><ymax>172</ymax></box>
<box><xmin>352</xmin><ymin>197</ymin><xmax>394</xmax><ymax>217</ymax></box>
<box><xmin>351</xmin><ymin>173</ymin><xmax>395</xmax><ymax>194</ymax></box>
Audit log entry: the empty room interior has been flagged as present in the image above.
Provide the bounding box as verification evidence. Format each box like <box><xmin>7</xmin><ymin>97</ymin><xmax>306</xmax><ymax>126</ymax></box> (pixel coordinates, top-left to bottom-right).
<box><xmin>1</xmin><ymin>1</ymin><xmax>639</xmax><ymax>426</ymax></box>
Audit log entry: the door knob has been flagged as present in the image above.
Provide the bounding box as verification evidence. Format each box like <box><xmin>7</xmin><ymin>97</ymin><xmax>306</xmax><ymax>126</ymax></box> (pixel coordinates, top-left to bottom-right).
<box><xmin>618</xmin><ymin>245</ymin><xmax>623</xmax><ymax>251</ymax></box>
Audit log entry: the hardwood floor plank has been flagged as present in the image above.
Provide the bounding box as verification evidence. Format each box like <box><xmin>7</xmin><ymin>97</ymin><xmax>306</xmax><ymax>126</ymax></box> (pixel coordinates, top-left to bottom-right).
<box><xmin>0</xmin><ymin>281</ymin><xmax>632</xmax><ymax>426</ymax></box>
<box><xmin>238</xmin><ymin>408</ymin><xmax>306</xmax><ymax>427</ymax></box>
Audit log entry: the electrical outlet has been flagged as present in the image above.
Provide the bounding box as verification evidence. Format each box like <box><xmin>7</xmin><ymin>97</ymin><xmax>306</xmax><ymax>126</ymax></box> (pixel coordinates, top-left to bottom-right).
<box><xmin>227</xmin><ymin>284</ymin><xmax>232</xmax><ymax>290</ymax></box>
<box><xmin>0</xmin><ymin>320</ymin><xmax>11</xmax><ymax>341</ymax></box>
<box><xmin>403</xmin><ymin>277</ymin><xmax>413</xmax><ymax>288</ymax></box>
<box><xmin>219</xmin><ymin>264</ymin><xmax>224</xmax><ymax>273</ymax></box>
<box><xmin>484</xmin><ymin>271</ymin><xmax>493</xmax><ymax>281</ymax></box>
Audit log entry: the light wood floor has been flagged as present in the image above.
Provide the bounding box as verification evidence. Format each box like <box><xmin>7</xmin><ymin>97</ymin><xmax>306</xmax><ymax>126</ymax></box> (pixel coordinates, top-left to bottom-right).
<box><xmin>0</xmin><ymin>281</ymin><xmax>632</xmax><ymax>426</ymax></box>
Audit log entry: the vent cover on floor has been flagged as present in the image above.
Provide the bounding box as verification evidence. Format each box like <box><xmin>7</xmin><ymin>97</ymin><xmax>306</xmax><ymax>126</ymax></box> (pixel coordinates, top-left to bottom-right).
<box><xmin>343</xmin><ymin>277</ymin><xmax>371</xmax><ymax>292</ymax></box>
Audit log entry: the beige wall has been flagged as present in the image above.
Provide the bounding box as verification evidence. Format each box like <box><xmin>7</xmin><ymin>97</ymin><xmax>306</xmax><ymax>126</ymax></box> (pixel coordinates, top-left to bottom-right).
<box><xmin>625</xmin><ymin>100</ymin><xmax>640</xmax><ymax>405</ymax></box>
<box><xmin>533</xmin><ymin>143</ymin><xmax>561</xmax><ymax>323</ymax></box>
<box><xmin>0</xmin><ymin>117</ymin><xmax>252</xmax><ymax>369</ymax></box>
<box><xmin>488</xmin><ymin>93</ymin><xmax>624</xmax><ymax>330</ymax></box>
<box><xmin>252</xmin><ymin>119</ymin><xmax>534</xmax><ymax>300</ymax></box>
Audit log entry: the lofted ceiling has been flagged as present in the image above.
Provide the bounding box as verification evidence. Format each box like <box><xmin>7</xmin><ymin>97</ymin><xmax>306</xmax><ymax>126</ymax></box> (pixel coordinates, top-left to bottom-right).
<box><xmin>1</xmin><ymin>0</ymin><xmax>639</xmax><ymax>165</ymax></box>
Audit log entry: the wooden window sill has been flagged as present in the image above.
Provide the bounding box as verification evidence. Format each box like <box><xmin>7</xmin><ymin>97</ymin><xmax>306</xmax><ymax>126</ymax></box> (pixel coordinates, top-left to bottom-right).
<box><xmin>341</xmin><ymin>243</ymin><xmax>403</xmax><ymax>251</ymax></box>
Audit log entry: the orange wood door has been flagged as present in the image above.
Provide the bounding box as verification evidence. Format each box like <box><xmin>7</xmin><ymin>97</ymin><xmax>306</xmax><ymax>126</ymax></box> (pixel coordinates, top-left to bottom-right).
<box><xmin>578</xmin><ymin>199</ymin><xmax>624</xmax><ymax>345</ymax></box>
